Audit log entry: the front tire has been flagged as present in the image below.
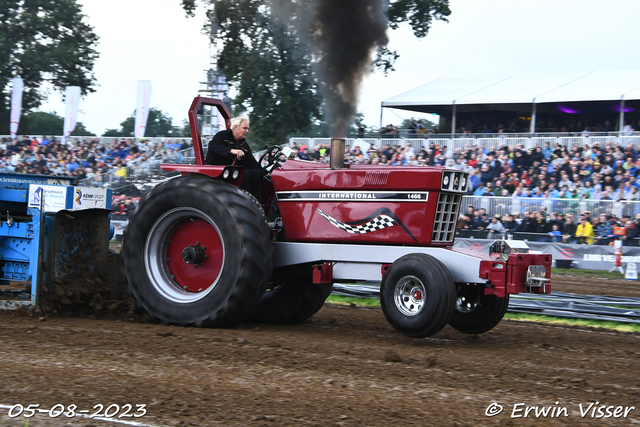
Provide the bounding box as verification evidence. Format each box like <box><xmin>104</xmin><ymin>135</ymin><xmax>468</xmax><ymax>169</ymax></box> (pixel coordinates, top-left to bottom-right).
<box><xmin>122</xmin><ymin>175</ymin><xmax>272</xmax><ymax>327</ymax></box>
<box><xmin>247</xmin><ymin>267</ymin><xmax>333</xmax><ymax>324</ymax></box>
<box><xmin>448</xmin><ymin>284</ymin><xmax>509</xmax><ymax>334</ymax></box>
<box><xmin>380</xmin><ymin>254</ymin><xmax>456</xmax><ymax>337</ymax></box>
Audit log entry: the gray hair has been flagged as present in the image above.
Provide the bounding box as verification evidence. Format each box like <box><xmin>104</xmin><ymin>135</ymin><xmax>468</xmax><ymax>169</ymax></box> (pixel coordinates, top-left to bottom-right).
<box><xmin>230</xmin><ymin>116</ymin><xmax>250</xmax><ymax>130</ymax></box>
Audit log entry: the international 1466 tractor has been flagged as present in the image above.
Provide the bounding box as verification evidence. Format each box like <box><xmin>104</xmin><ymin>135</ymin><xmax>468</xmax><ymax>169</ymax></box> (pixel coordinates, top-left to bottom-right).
<box><xmin>121</xmin><ymin>97</ymin><xmax>551</xmax><ymax>338</ymax></box>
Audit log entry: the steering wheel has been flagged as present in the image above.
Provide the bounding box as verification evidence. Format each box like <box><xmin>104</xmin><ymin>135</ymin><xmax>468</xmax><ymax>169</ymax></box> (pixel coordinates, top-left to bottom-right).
<box><xmin>259</xmin><ymin>145</ymin><xmax>284</xmax><ymax>170</ymax></box>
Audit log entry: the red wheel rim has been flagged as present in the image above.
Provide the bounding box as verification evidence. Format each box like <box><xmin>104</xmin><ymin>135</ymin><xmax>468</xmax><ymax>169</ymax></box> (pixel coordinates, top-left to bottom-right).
<box><xmin>166</xmin><ymin>218</ymin><xmax>224</xmax><ymax>292</ymax></box>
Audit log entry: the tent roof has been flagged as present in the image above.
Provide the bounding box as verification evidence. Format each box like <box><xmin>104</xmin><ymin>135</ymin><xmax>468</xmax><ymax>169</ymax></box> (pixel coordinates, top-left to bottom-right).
<box><xmin>382</xmin><ymin>70</ymin><xmax>640</xmax><ymax>114</ymax></box>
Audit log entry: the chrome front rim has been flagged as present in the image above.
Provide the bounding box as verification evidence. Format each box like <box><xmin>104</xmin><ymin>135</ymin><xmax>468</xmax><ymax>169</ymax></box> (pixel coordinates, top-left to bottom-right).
<box><xmin>455</xmin><ymin>284</ymin><xmax>481</xmax><ymax>313</ymax></box>
<box><xmin>394</xmin><ymin>275</ymin><xmax>426</xmax><ymax>316</ymax></box>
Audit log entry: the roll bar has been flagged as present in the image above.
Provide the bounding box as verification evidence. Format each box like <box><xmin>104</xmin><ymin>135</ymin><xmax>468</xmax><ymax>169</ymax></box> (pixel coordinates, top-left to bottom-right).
<box><xmin>187</xmin><ymin>97</ymin><xmax>232</xmax><ymax>166</ymax></box>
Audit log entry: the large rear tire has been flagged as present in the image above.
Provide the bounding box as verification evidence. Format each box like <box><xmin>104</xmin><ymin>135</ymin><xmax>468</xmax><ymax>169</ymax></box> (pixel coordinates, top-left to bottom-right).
<box><xmin>448</xmin><ymin>284</ymin><xmax>509</xmax><ymax>334</ymax></box>
<box><xmin>380</xmin><ymin>254</ymin><xmax>456</xmax><ymax>337</ymax></box>
<box><xmin>247</xmin><ymin>267</ymin><xmax>333</xmax><ymax>324</ymax></box>
<box><xmin>122</xmin><ymin>175</ymin><xmax>272</xmax><ymax>327</ymax></box>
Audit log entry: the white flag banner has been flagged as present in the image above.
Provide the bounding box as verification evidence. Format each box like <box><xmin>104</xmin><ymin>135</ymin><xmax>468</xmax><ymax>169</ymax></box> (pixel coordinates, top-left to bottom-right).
<box><xmin>10</xmin><ymin>78</ymin><xmax>24</xmax><ymax>138</ymax></box>
<box><xmin>62</xmin><ymin>86</ymin><xmax>81</xmax><ymax>145</ymax></box>
<box><xmin>135</xmin><ymin>80</ymin><xmax>152</xmax><ymax>138</ymax></box>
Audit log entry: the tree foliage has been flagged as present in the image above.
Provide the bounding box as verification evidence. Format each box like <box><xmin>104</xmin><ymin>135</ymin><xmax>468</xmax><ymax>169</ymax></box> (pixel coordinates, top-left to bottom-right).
<box><xmin>20</xmin><ymin>111</ymin><xmax>94</xmax><ymax>136</ymax></box>
<box><xmin>181</xmin><ymin>0</ymin><xmax>450</xmax><ymax>144</ymax></box>
<box><xmin>104</xmin><ymin>108</ymin><xmax>182</xmax><ymax>137</ymax></box>
<box><xmin>400</xmin><ymin>117</ymin><xmax>435</xmax><ymax>130</ymax></box>
<box><xmin>213</xmin><ymin>0</ymin><xmax>321</xmax><ymax>146</ymax></box>
<box><xmin>0</xmin><ymin>0</ymin><xmax>99</xmax><ymax>134</ymax></box>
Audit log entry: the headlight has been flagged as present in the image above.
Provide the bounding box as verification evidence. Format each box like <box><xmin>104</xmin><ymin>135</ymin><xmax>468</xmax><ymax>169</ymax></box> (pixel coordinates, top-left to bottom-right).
<box><xmin>443</xmin><ymin>175</ymin><xmax>450</xmax><ymax>187</ymax></box>
<box><xmin>461</xmin><ymin>177</ymin><xmax>467</xmax><ymax>189</ymax></box>
<box><xmin>232</xmin><ymin>170</ymin><xmax>239</xmax><ymax>179</ymax></box>
<box><xmin>223</xmin><ymin>169</ymin><xmax>230</xmax><ymax>179</ymax></box>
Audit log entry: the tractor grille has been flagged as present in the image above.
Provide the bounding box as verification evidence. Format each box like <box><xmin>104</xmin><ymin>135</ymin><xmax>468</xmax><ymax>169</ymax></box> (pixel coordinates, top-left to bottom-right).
<box><xmin>364</xmin><ymin>171</ymin><xmax>389</xmax><ymax>186</ymax></box>
<box><xmin>432</xmin><ymin>192</ymin><xmax>462</xmax><ymax>243</ymax></box>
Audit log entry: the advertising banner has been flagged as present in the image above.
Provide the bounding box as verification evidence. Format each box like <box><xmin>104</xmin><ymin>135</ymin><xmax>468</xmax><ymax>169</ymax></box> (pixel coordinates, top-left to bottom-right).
<box><xmin>10</xmin><ymin>78</ymin><xmax>23</xmax><ymax>138</ymax></box>
<box><xmin>72</xmin><ymin>187</ymin><xmax>109</xmax><ymax>210</ymax></box>
<box><xmin>135</xmin><ymin>80</ymin><xmax>152</xmax><ymax>138</ymax></box>
<box><xmin>28</xmin><ymin>184</ymin><xmax>68</xmax><ymax>212</ymax></box>
<box><xmin>62</xmin><ymin>86</ymin><xmax>81</xmax><ymax>144</ymax></box>
<box><xmin>28</xmin><ymin>185</ymin><xmax>111</xmax><ymax>212</ymax></box>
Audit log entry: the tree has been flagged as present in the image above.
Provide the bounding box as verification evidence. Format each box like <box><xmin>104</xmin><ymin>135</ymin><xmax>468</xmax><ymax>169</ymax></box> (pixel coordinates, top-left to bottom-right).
<box><xmin>0</xmin><ymin>0</ymin><xmax>99</xmax><ymax>134</ymax></box>
<box><xmin>104</xmin><ymin>108</ymin><xmax>181</xmax><ymax>137</ymax></box>
<box><xmin>20</xmin><ymin>111</ymin><xmax>95</xmax><ymax>136</ymax></box>
<box><xmin>400</xmin><ymin>117</ymin><xmax>435</xmax><ymax>132</ymax></box>
<box><xmin>181</xmin><ymin>0</ymin><xmax>450</xmax><ymax>145</ymax></box>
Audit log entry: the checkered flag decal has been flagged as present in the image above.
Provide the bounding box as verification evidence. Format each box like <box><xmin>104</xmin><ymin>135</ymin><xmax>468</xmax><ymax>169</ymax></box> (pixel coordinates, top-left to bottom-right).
<box><xmin>317</xmin><ymin>209</ymin><xmax>398</xmax><ymax>234</ymax></box>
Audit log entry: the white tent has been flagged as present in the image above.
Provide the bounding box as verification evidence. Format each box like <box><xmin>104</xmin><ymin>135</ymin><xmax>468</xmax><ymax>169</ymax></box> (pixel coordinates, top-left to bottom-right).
<box><xmin>382</xmin><ymin>70</ymin><xmax>640</xmax><ymax>133</ymax></box>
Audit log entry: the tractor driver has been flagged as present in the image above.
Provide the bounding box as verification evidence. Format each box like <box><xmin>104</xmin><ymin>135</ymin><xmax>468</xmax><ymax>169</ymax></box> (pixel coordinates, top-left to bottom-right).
<box><xmin>205</xmin><ymin>116</ymin><xmax>266</xmax><ymax>201</ymax></box>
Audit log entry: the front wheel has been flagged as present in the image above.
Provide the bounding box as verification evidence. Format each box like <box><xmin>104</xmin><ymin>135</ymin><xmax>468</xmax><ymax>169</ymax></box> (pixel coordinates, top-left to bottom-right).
<box><xmin>122</xmin><ymin>175</ymin><xmax>272</xmax><ymax>327</ymax></box>
<box><xmin>380</xmin><ymin>254</ymin><xmax>456</xmax><ymax>338</ymax></box>
<box><xmin>448</xmin><ymin>284</ymin><xmax>509</xmax><ymax>334</ymax></box>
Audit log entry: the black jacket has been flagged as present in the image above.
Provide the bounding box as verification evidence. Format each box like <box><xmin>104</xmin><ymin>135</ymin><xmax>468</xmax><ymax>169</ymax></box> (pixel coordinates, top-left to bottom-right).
<box><xmin>204</xmin><ymin>129</ymin><xmax>261</xmax><ymax>170</ymax></box>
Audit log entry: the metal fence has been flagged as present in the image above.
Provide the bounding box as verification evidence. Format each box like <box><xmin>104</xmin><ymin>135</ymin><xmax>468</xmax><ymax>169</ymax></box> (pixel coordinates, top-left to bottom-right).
<box><xmin>462</xmin><ymin>196</ymin><xmax>640</xmax><ymax>219</ymax></box>
<box><xmin>289</xmin><ymin>134</ymin><xmax>640</xmax><ymax>154</ymax></box>
<box><xmin>0</xmin><ymin>135</ymin><xmax>194</xmax><ymax>149</ymax></box>
<box><xmin>456</xmin><ymin>229</ymin><xmax>640</xmax><ymax>246</ymax></box>
<box><xmin>6</xmin><ymin>131</ymin><xmax>640</xmax><ymax>150</ymax></box>
<box><xmin>76</xmin><ymin>146</ymin><xmax>198</xmax><ymax>194</ymax></box>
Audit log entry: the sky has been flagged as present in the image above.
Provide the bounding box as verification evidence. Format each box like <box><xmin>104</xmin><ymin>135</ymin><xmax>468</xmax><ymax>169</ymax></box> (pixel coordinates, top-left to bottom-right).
<box><xmin>38</xmin><ymin>0</ymin><xmax>640</xmax><ymax>136</ymax></box>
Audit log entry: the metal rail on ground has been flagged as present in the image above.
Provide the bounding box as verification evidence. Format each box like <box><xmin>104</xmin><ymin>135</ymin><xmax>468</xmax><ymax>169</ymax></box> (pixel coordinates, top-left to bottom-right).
<box><xmin>331</xmin><ymin>284</ymin><xmax>640</xmax><ymax>324</ymax></box>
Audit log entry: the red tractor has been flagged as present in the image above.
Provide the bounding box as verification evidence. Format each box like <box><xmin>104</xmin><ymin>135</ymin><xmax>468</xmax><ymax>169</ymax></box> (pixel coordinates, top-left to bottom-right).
<box><xmin>122</xmin><ymin>97</ymin><xmax>551</xmax><ymax>337</ymax></box>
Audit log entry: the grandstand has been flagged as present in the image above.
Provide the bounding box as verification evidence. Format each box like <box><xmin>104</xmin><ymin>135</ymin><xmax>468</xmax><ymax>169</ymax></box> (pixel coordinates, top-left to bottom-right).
<box><xmin>381</xmin><ymin>70</ymin><xmax>640</xmax><ymax>134</ymax></box>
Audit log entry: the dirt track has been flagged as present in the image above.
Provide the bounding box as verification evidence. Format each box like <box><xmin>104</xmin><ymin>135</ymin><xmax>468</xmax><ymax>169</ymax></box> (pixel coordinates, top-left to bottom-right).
<box><xmin>1</xmin><ymin>275</ymin><xmax>639</xmax><ymax>426</ymax></box>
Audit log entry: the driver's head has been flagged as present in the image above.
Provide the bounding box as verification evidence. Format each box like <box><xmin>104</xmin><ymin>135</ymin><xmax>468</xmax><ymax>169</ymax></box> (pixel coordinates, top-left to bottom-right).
<box><xmin>231</xmin><ymin>116</ymin><xmax>250</xmax><ymax>140</ymax></box>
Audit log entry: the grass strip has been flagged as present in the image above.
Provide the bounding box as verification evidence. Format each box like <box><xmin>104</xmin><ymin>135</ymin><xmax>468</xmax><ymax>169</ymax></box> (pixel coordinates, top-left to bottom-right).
<box><xmin>327</xmin><ymin>295</ymin><xmax>379</xmax><ymax>306</ymax></box>
<box><xmin>505</xmin><ymin>312</ymin><xmax>640</xmax><ymax>333</ymax></box>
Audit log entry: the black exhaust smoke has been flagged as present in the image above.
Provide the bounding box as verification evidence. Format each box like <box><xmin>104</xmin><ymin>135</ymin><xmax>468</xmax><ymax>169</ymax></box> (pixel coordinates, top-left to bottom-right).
<box><xmin>271</xmin><ymin>0</ymin><xmax>388</xmax><ymax>167</ymax></box>
<box><xmin>311</xmin><ymin>0</ymin><xmax>388</xmax><ymax>138</ymax></box>
<box><xmin>272</xmin><ymin>0</ymin><xmax>388</xmax><ymax>137</ymax></box>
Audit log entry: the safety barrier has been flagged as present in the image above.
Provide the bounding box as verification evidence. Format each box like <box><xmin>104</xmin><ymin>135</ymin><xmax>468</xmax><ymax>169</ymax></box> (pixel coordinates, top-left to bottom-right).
<box><xmin>288</xmin><ymin>134</ymin><xmax>640</xmax><ymax>153</ymax></box>
<box><xmin>456</xmin><ymin>229</ymin><xmax>640</xmax><ymax>246</ymax></box>
<box><xmin>461</xmin><ymin>196</ymin><xmax>640</xmax><ymax>220</ymax></box>
<box><xmin>6</xmin><ymin>132</ymin><xmax>640</xmax><ymax>151</ymax></box>
<box><xmin>332</xmin><ymin>284</ymin><xmax>640</xmax><ymax>324</ymax></box>
<box><xmin>0</xmin><ymin>135</ymin><xmax>194</xmax><ymax>148</ymax></box>
<box><xmin>76</xmin><ymin>146</ymin><xmax>199</xmax><ymax>194</ymax></box>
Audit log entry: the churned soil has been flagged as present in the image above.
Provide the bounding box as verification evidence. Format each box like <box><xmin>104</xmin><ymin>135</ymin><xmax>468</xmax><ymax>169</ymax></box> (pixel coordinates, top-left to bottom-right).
<box><xmin>553</xmin><ymin>273</ymin><xmax>640</xmax><ymax>298</ymax></box>
<box><xmin>0</xmin><ymin>272</ymin><xmax>639</xmax><ymax>427</ymax></box>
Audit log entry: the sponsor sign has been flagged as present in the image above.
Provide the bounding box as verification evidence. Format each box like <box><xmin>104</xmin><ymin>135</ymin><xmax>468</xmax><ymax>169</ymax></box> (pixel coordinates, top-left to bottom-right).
<box><xmin>28</xmin><ymin>184</ymin><xmax>68</xmax><ymax>212</ymax></box>
<box><xmin>72</xmin><ymin>187</ymin><xmax>109</xmax><ymax>210</ymax></box>
<box><xmin>625</xmin><ymin>262</ymin><xmax>638</xmax><ymax>281</ymax></box>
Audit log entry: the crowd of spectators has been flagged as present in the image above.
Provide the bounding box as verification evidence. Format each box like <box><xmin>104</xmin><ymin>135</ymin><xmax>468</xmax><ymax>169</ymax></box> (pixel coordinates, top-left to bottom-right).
<box><xmin>457</xmin><ymin>206</ymin><xmax>640</xmax><ymax>246</ymax></box>
<box><xmin>292</xmin><ymin>138</ymin><xmax>640</xmax><ymax>205</ymax></box>
<box><xmin>355</xmin><ymin>115</ymin><xmax>638</xmax><ymax>138</ymax></box>
<box><xmin>451</xmin><ymin>114</ymin><xmax>633</xmax><ymax>135</ymax></box>
<box><xmin>290</xmin><ymin>135</ymin><xmax>640</xmax><ymax>245</ymax></box>
<box><xmin>0</xmin><ymin>135</ymin><xmax>192</xmax><ymax>183</ymax></box>
<box><xmin>7</xmin><ymin>128</ymin><xmax>640</xmax><ymax>245</ymax></box>
<box><xmin>110</xmin><ymin>194</ymin><xmax>139</xmax><ymax>218</ymax></box>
